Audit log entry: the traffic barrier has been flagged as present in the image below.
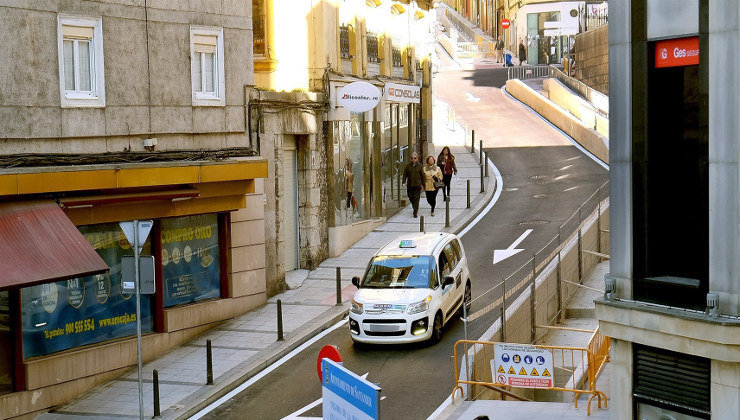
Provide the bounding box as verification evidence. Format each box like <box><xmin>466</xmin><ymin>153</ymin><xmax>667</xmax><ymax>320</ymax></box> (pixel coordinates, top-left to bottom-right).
<box><xmin>451</xmin><ymin>329</ymin><xmax>609</xmax><ymax>415</ymax></box>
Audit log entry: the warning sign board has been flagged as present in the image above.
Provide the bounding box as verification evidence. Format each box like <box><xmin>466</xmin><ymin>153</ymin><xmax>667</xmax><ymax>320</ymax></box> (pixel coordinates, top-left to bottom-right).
<box><xmin>491</xmin><ymin>343</ymin><xmax>554</xmax><ymax>389</ymax></box>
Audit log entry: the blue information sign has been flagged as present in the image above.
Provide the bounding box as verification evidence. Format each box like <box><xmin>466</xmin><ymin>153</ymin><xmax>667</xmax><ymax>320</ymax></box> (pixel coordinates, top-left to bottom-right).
<box><xmin>322</xmin><ymin>359</ymin><xmax>380</xmax><ymax>420</ymax></box>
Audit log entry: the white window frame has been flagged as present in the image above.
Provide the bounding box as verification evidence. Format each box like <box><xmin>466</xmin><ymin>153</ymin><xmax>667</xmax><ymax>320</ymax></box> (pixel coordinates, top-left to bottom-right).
<box><xmin>190</xmin><ymin>26</ymin><xmax>225</xmax><ymax>106</ymax></box>
<box><xmin>57</xmin><ymin>15</ymin><xmax>105</xmax><ymax>108</ymax></box>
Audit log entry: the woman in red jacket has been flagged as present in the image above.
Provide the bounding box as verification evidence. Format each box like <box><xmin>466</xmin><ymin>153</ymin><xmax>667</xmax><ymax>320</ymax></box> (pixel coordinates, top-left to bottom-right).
<box><xmin>436</xmin><ymin>146</ymin><xmax>457</xmax><ymax>201</ymax></box>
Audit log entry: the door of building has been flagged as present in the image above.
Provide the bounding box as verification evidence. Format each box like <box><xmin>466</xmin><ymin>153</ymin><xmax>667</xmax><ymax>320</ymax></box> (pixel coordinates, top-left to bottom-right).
<box><xmin>283</xmin><ymin>136</ymin><xmax>299</xmax><ymax>271</ymax></box>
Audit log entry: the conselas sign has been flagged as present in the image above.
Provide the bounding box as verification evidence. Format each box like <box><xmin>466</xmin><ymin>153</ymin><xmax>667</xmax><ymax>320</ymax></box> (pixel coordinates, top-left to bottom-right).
<box><xmin>337</xmin><ymin>81</ymin><xmax>381</xmax><ymax>113</ymax></box>
<box><xmin>384</xmin><ymin>82</ymin><xmax>421</xmax><ymax>104</ymax></box>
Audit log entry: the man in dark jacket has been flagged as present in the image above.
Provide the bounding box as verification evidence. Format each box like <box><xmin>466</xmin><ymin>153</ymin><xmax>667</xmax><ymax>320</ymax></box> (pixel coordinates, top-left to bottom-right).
<box><xmin>402</xmin><ymin>152</ymin><xmax>426</xmax><ymax>218</ymax></box>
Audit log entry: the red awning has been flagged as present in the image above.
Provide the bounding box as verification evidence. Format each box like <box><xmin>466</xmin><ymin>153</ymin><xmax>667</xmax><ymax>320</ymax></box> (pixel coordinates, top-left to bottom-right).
<box><xmin>0</xmin><ymin>200</ymin><xmax>109</xmax><ymax>290</ymax></box>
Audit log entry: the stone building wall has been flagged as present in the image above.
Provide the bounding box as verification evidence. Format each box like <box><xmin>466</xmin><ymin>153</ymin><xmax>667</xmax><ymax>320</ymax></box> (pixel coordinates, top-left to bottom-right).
<box><xmin>575</xmin><ymin>24</ymin><xmax>609</xmax><ymax>95</ymax></box>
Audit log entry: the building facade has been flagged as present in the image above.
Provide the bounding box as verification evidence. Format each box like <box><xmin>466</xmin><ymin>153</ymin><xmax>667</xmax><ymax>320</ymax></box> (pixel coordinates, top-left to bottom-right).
<box><xmin>251</xmin><ymin>0</ymin><xmax>434</xmax><ymax>294</ymax></box>
<box><xmin>0</xmin><ymin>1</ymin><xmax>267</xmax><ymax>418</ymax></box>
<box><xmin>598</xmin><ymin>1</ymin><xmax>740</xmax><ymax>418</ymax></box>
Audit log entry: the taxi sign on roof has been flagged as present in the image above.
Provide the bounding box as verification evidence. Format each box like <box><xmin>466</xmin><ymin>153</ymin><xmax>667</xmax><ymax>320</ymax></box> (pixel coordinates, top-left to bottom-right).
<box><xmin>399</xmin><ymin>240</ymin><xmax>416</xmax><ymax>248</ymax></box>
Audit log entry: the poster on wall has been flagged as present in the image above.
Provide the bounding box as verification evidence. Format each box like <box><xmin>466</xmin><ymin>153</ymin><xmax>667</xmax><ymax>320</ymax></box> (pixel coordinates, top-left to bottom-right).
<box><xmin>21</xmin><ymin>224</ymin><xmax>153</xmax><ymax>359</ymax></box>
<box><xmin>161</xmin><ymin>214</ymin><xmax>221</xmax><ymax>307</ymax></box>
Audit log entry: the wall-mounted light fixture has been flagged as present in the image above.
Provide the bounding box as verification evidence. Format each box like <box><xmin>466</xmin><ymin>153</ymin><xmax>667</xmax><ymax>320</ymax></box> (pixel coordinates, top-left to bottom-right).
<box><xmin>366</xmin><ymin>0</ymin><xmax>382</xmax><ymax>7</ymax></box>
<box><xmin>414</xmin><ymin>10</ymin><xmax>425</xmax><ymax>20</ymax></box>
<box><xmin>706</xmin><ymin>292</ymin><xmax>719</xmax><ymax>318</ymax></box>
<box><xmin>604</xmin><ymin>273</ymin><xmax>617</xmax><ymax>301</ymax></box>
<box><xmin>390</xmin><ymin>4</ymin><xmax>406</xmax><ymax>15</ymax></box>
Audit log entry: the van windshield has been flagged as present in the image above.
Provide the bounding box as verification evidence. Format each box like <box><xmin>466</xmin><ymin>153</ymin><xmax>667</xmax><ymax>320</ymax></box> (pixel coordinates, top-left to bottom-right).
<box><xmin>361</xmin><ymin>256</ymin><xmax>434</xmax><ymax>289</ymax></box>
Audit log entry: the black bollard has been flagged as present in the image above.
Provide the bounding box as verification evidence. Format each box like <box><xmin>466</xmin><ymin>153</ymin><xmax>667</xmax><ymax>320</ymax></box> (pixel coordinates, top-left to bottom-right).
<box><xmin>466</xmin><ymin>180</ymin><xmax>471</xmax><ymax>209</ymax></box>
<box><xmin>420</xmin><ymin>215</ymin><xmax>425</xmax><ymax>233</ymax></box>
<box><xmin>206</xmin><ymin>340</ymin><xmax>213</xmax><ymax>385</ymax></box>
<box><xmin>445</xmin><ymin>195</ymin><xmax>450</xmax><ymax>228</ymax></box>
<box><xmin>484</xmin><ymin>151</ymin><xmax>489</xmax><ymax>178</ymax></box>
<box><xmin>479</xmin><ymin>140</ymin><xmax>483</xmax><ymax>164</ymax></box>
<box><xmin>277</xmin><ymin>299</ymin><xmax>284</xmax><ymax>341</ymax></box>
<box><xmin>336</xmin><ymin>267</ymin><xmax>342</xmax><ymax>306</ymax></box>
<box><xmin>153</xmin><ymin>369</ymin><xmax>160</xmax><ymax>417</ymax></box>
<box><xmin>471</xmin><ymin>130</ymin><xmax>475</xmax><ymax>154</ymax></box>
<box><xmin>480</xmin><ymin>164</ymin><xmax>485</xmax><ymax>193</ymax></box>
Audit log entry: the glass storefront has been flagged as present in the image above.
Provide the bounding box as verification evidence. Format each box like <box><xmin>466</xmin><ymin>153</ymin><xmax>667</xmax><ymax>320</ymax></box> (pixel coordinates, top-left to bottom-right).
<box><xmin>0</xmin><ymin>290</ymin><xmax>9</xmax><ymax>394</ymax></box>
<box><xmin>526</xmin><ymin>11</ymin><xmax>571</xmax><ymax>65</ymax></box>
<box><xmin>161</xmin><ymin>214</ymin><xmax>221</xmax><ymax>307</ymax></box>
<box><xmin>333</xmin><ymin>114</ymin><xmax>368</xmax><ymax>225</ymax></box>
<box><xmin>20</xmin><ymin>223</ymin><xmax>153</xmax><ymax>359</ymax></box>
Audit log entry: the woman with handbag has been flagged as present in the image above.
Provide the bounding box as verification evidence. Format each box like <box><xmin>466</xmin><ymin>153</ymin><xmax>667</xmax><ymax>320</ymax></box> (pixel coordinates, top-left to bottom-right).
<box><xmin>423</xmin><ymin>156</ymin><xmax>444</xmax><ymax>217</ymax></box>
<box><xmin>437</xmin><ymin>146</ymin><xmax>457</xmax><ymax>201</ymax></box>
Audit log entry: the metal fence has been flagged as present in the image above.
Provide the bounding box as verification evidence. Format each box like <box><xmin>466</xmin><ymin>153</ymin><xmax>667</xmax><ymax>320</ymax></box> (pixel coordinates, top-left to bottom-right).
<box><xmin>452</xmin><ymin>330</ymin><xmax>609</xmax><ymax>415</ymax></box>
<box><xmin>339</xmin><ymin>26</ymin><xmax>350</xmax><ymax>59</ymax></box>
<box><xmin>392</xmin><ymin>45</ymin><xmax>402</xmax><ymax>68</ymax></box>
<box><xmin>507</xmin><ymin>65</ymin><xmax>550</xmax><ymax>80</ymax></box>
<box><xmin>461</xmin><ymin>179</ymin><xmax>609</xmax><ymax>350</ymax></box>
<box><xmin>366</xmin><ymin>32</ymin><xmax>379</xmax><ymax>63</ymax></box>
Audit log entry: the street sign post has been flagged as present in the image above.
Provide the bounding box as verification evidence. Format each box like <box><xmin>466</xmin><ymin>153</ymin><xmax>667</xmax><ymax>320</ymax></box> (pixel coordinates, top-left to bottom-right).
<box><xmin>119</xmin><ymin>220</ymin><xmax>153</xmax><ymax>420</ymax></box>
<box><xmin>321</xmin><ymin>358</ymin><xmax>380</xmax><ymax>420</ymax></box>
<box><xmin>121</xmin><ymin>256</ymin><xmax>155</xmax><ymax>294</ymax></box>
<box><xmin>500</xmin><ymin>18</ymin><xmax>510</xmax><ymax>28</ymax></box>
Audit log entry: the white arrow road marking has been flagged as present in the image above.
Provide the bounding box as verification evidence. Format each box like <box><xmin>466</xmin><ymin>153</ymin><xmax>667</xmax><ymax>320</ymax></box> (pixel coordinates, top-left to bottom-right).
<box><xmin>464</xmin><ymin>91</ymin><xmax>481</xmax><ymax>102</ymax></box>
<box><xmin>492</xmin><ymin>229</ymin><xmax>533</xmax><ymax>265</ymax></box>
<box><xmin>282</xmin><ymin>373</ymin><xmax>371</xmax><ymax>419</ymax></box>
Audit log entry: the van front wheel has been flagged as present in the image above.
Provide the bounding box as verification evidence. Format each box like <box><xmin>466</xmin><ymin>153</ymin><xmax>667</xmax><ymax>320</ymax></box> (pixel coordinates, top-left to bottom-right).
<box><xmin>429</xmin><ymin>312</ymin><xmax>443</xmax><ymax>344</ymax></box>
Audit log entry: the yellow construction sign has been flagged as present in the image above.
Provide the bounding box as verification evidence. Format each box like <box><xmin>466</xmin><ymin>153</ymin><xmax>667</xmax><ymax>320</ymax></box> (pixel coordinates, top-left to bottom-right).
<box><xmin>542</xmin><ymin>368</ymin><xmax>551</xmax><ymax>377</ymax></box>
<box><xmin>530</xmin><ymin>368</ymin><xmax>538</xmax><ymax>376</ymax></box>
<box><xmin>508</xmin><ymin>366</ymin><xmax>516</xmax><ymax>374</ymax></box>
<box><xmin>498</xmin><ymin>365</ymin><xmax>505</xmax><ymax>373</ymax></box>
<box><xmin>519</xmin><ymin>367</ymin><xmax>527</xmax><ymax>375</ymax></box>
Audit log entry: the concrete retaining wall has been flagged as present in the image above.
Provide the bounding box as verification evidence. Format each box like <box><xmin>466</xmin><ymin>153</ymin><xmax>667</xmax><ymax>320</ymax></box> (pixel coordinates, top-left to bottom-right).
<box><xmin>575</xmin><ymin>25</ymin><xmax>609</xmax><ymax>95</ymax></box>
<box><xmin>505</xmin><ymin>79</ymin><xmax>609</xmax><ymax>164</ymax></box>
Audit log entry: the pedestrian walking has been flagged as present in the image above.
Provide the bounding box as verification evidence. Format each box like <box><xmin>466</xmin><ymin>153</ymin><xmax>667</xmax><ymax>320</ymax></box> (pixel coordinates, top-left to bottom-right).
<box><xmin>436</xmin><ymin>146</ymin><xmax>457</xmax><ymax>201</ymax></box>
<box><xmin>518</xmin><ymin>39</ymin><xmax>527</xmax><ymax>66</ymax></box>
<box><xmin>494</xmin><ymin>36</ymin><xmax>504</xmax><ymax>63</ymax></box>
<box><xmin>423</xmin><ymin>156</ymin><xmax>443</xmax><ymax>217</ymax></box>
<box><xmin>402</xmin><ymin>152</ymin><xmax>426</xmax><ymax>218</ymax></box>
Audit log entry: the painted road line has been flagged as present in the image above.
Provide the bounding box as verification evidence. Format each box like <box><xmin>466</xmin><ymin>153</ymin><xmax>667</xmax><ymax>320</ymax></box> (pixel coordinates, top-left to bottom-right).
<box><xmin>492</xmin><ymin>229</ymin><xmax>533</xmax><ymax>265</ymax></box>
<box><xmin>189</xmin><ymin>319</ymin><xmax>349</xmax><ymax>420</ymax></box>
<box><xmin>458</xmin><ymin>156</ymin><xmax>504</xmax><ymax>238</ymax></box>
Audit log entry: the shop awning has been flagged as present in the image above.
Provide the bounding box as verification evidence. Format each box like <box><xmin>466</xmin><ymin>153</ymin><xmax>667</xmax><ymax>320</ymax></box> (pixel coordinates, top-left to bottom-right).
<box><xmin>0</xmin><ymin>200</ymin><xmax>109</xmax><ymax>291</ymax></box>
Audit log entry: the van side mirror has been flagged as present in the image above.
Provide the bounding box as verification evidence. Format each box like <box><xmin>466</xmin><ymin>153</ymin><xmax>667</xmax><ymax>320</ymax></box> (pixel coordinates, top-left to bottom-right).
<box><xmin>352</xmin><ymin>276</ymin><xmax>360</xmax><ymax>288</ymax></box>
<box><xmin>443</xmin><ymin>276</ymin><xmax>455</xmax><ymax>288</ymax></box>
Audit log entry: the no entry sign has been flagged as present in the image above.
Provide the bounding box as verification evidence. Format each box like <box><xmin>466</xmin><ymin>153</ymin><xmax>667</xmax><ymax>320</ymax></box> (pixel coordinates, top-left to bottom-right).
<box><xmin>500</xmin><ymin>19</ymin><xmax>510</xmax><ymax>29</ymax></box>
<box><xmin>317</xmin><ymin>345</ymin><xmax>342</xmax><ymax>382</ymax></box>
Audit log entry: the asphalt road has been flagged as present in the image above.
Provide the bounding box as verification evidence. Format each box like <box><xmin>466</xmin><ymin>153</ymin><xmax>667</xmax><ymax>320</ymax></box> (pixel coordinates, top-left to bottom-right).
<box><xmin>200</xmin><ymin>45</ymin><xmax>608</xmax><ymax>420</ymax></box>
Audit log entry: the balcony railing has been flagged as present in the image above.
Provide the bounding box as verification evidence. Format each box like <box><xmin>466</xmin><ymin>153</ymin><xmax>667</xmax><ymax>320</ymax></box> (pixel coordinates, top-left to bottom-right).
<box><xmin>340</xmin><ymin>25</ymin><xmax>350</xmax><ymax>59</ymax></box>
<box><xmin>367</xmin><ymin>32</ymin><xmax>379</xmax><ymax>63</ymax></box>
<box><xmin>392</xmin><ymin>45</ymin><xmax>402</xmax><ymax>67</ymax></box>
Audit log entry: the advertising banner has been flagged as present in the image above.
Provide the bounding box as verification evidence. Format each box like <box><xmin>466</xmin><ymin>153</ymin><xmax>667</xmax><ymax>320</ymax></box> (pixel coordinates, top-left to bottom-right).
<box><xmin>161</xmin><ymin>214</ymin><xmax>220</xmax><ymax>307</ymax></box>
<box><xmin>21</xmin><ymin>223</ymin><xmax>153</xmax><ymax>358</ymax></box>
<box><xmin>337</xmin><ymin>81</ymin><xmax>381</xmax><ymax>113</ymax></box>
<box><xmin>492</xmin><ymin>343</ymin><xmax>554</xmax><ymax>389</ymax></box>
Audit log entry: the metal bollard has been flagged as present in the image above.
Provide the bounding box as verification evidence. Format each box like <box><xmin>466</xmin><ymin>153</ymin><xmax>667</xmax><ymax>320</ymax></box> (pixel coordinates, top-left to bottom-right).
<box><xmin>420</xmin><ymin>215</ymin><xmax>425</xmax><ymax>233</ymax></box>
<box><xmin>277</xmin><ymin>299</ymin><xmax>284</xmax><ymax>341</ymax></box>
<box><xmin>445</xmin><ymin>195</ymin><xmax>450</xmax><ymax>228</ymax></box>
<box><xmin>479</xmin><ymin>140</ymin><xmax>483</xmax><ymax>163</ymax></box>
<box><xmin>484</xmin><ymin>152</ymin><xmax>489</xmax><ymax>178</ymax></box>
<box><xmin>480</xmin><ymin>164</ymin><xmax>485</xmax><ymax>193</ymax></box>
<box><xmin>153</xmin><ymin>369</ymin><xmax>160</xmax><ymax>417</ymax></box>
<box><xmin>336</xmin><ymin>267</ymin><xmax>342</xmax><ymax>306</ymax></box>
<box><xmin>466</xmin><ymin>180</ymin><xmax>471</xmax><ymax>209</ymax></box>
<box><xmin>206</xmin><ymin>340</ymin><xmax>213</xmax><ymax>385</ymax></box>
<box><xmin>471</xmin><ymin>130</ymin><xmax>475</xmax><ymax>154</ymax></box>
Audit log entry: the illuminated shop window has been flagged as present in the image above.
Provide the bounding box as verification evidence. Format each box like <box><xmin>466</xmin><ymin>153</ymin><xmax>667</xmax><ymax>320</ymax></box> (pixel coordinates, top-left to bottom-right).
<box><xmin>161</xmin><ymin>214</ymin><xmax>221</xmax><ymax>308</ymax></box>
<box><xmin>20</xmin><ymin>224</ymin><xmax>153</xmax><ymax>358</ymax></box>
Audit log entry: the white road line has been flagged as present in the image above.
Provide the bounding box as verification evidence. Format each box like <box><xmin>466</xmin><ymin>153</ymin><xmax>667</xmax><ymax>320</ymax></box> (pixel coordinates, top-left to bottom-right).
<box><xmin>188</xmin><ymin>319</ymin><xmax>349</xmax><ymax>420</ymax></box>
<box><xmin>458</xmin><ymin>157</ymin><xmax>504</xmax><ymax>238</ymax></box>
<box><xmin>559</xmin><ymin>164</ymin><xmax>573</xmax><ymax>170</ymax></box>
<box><xmin>509</xmin><ymin>229</ymin><xmax>533</xmax><ymax>249</ymax></box>
<box><xmin>563</xmin><ymin>186</ymin><xmax>578</xmax><ymax>192</ymax></box>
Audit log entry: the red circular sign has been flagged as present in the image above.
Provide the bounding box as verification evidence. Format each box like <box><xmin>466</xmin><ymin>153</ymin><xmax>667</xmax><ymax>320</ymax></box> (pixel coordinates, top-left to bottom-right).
<box><xmin>500</xmin><ymin>19</ymin><xmax>511</xmax><ymax>28</ymax></box>
<box><xmin>317</xmin><ymin>345</ymin><xmax>342</xmax><ymax>382</ymax></box>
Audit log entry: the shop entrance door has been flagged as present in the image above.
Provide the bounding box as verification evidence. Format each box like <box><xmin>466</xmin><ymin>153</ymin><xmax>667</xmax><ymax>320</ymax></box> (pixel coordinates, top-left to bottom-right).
<box><xmin>283</xmin><ymin>136</ymin><xmax>299</xmax><ymax>271</ymax></box>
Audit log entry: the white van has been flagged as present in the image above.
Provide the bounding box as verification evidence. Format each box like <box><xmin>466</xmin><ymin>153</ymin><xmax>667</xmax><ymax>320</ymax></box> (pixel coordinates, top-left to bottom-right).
<box><xmin>349</xmin><ymin>232</ymin><xmax>472</xmax><ymax>345</ymax></box>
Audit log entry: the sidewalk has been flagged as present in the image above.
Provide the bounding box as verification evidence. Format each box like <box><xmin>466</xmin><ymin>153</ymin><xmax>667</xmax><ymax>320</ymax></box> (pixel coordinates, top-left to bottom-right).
<box><xmin>39</xmin><ymin>138</ymin><xmax>498</xmax><ymax>419</ymax></box>
<box><xmin>433</xmin><ymin>260</ymin><xmax>611</xmax><ymax>420</ymax></box>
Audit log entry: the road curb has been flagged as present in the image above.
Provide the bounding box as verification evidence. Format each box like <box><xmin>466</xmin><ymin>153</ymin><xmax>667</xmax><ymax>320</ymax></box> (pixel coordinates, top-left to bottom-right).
<box><xmin>169</xmin><ymin>305</ymin><xmax>349</xmax><ymax>420</ymax></box>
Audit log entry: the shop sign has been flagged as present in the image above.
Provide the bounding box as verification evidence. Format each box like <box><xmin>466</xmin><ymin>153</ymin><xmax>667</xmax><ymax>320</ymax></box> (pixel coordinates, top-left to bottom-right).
<box><xmin>161</xmin><ymin>214</ymin><xmax>221</xmax><ymax>308</ymax></box>
<box><xmin>655</xmin><ymin>36</ymin><xmax>699</xmax><ymax>68</ymax></box>
<box><xmin>492</xmin><ymin>343</ymin><xmax>554</xmax><ymax>389</ymax></box>
<box><xmin>322</xmin><ymin>358</ymin><xmax>381</xmax><ymax>420</ymax></box>
<box><xmin>500</xmin><ymin>19</ymin><xmax>511</xmax><ymax>28</ymax></box>
<box><xmin>384</xmin><ymin>82</ymin><xmax>421</xmax><ymax>104</ymax></box>
<box><xmin>337</xmin><ymin>81</ymin><xmax>381</xmax><ymax>113</ymax></box>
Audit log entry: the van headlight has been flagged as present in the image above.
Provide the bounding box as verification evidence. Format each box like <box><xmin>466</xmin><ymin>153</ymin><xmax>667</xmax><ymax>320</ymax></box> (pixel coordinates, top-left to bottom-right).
<box><xmin>350</xmin><ymin>300</ymin><xmax>364</xmax><ymax>314</ymax></box>
<box><xmin>407</xmin><ymin>296</ymin><xmax>432</xmax><ymax>314</ymax></box>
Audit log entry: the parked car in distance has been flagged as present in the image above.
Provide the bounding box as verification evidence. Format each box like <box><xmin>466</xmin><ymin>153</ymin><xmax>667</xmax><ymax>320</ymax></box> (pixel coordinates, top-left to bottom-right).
<box><xmin>349</xmin><ymin>232</ymin><xmax>472</xmax><ymax>345</ymax></box>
